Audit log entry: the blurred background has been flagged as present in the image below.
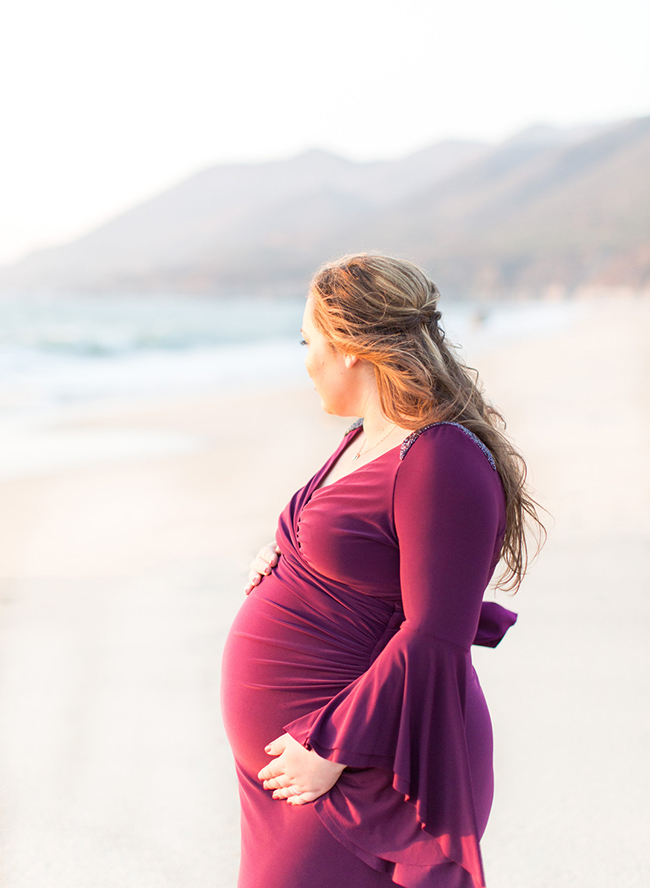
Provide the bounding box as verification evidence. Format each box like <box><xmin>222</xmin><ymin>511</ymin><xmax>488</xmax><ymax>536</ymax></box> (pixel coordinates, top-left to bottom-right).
<box><xmin>0</xmin><ymin>1</ymin><xmax>648</xmax><ymax>886</ymax></box>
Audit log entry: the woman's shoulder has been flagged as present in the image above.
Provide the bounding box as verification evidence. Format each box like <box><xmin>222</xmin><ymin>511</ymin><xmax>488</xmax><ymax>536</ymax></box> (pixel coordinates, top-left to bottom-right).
<box><xmin>399</xmin><ymin>421</ymin><xmax>497</xmax><ymax>472</ymax></box>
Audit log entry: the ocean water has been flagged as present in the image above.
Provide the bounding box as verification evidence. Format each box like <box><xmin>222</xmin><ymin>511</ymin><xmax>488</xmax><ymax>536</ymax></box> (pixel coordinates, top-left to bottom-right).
<box><xmin>0</xmin><ymin>295</ymin><xmax>309</xmax><ymax>413</ymax></box>
<box><xmin>0</xmin><ymin>293</ymin><xmax>585</xmax><ymax>478</ymax></box>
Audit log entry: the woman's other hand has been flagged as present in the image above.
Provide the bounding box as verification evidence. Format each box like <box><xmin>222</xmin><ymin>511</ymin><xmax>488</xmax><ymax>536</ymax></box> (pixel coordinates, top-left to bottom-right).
<box><xmin>244</xmin><ymin>542</ymin><xmax>281</xmax><ymax>595</ymax></box>
<box><xmin>257</xmin><ymin>733</ymin><xmax>345</xmax><ymax>805</ymax></box>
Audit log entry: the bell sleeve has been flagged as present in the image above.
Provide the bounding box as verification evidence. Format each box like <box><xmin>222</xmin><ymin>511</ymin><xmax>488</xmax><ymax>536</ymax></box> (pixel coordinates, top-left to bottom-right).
<box><xmin>284</xmin><ymin>424</ymin><xmax>512</xmax><ymax>888</ymax></box>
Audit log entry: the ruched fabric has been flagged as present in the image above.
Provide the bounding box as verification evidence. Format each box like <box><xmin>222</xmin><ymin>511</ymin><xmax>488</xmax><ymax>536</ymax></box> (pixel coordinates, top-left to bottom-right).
<box><xmin>221</xmin><ymin>422</ymin><xmax>517</xmax><ymax>888</ymax></box>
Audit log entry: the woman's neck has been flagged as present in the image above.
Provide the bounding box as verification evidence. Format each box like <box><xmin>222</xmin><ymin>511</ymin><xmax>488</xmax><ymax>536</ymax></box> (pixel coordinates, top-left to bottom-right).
<box><xmin>355</xmin><ymin>404</ymin><xmax>410</xmax><ymax>452</ymax></box>
<box><xmin>347</xmin><ymin>373</ymin><xmax>409</xmax><ymax>446</ymax></box>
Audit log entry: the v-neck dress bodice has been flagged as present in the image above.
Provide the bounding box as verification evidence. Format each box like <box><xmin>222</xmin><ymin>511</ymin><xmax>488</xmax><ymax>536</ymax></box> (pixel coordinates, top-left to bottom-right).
<box><xmin>221</xmin><ymin>421</ymin><xmax>516</xmax><ymax>888</ymax></box>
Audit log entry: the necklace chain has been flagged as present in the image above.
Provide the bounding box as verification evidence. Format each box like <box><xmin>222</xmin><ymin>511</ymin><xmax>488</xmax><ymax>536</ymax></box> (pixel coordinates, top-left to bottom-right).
<box><xmin>352</xmin><ymin>424</ymin><xmax>396</xmax><ymax>461</ymax></box>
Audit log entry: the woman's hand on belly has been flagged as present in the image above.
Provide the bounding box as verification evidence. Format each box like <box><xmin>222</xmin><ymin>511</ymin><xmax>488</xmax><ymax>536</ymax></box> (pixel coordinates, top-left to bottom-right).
<box><xmin>257</xmin><ymin>733</ymin><xmax>345</xmax><ymax>806</ymax></box>
<box><xmin>244</xmin><ymin>541</ymin><xmax>281</xmax><ymax>595</ymax></box>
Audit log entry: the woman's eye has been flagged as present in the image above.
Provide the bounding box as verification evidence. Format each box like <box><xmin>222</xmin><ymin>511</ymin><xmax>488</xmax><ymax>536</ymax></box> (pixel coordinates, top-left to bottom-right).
<box><xmin>299</xmin><ymin>338</ymin><xmax>308</xmax><ymax>346</ymax></box>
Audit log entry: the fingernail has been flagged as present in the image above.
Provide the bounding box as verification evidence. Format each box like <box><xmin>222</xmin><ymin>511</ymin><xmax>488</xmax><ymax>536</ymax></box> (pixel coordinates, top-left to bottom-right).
<box><xmin>264</xmin><ymin>745</ymin><xmax>272</xmax><ymax>753</ymax></box>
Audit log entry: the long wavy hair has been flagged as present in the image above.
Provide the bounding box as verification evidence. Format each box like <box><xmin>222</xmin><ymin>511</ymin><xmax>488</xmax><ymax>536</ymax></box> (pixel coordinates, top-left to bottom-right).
<box><xmin>309</xmin><ymin>252</ymin><xmax>546</xmax><ymax>592</ymax></box>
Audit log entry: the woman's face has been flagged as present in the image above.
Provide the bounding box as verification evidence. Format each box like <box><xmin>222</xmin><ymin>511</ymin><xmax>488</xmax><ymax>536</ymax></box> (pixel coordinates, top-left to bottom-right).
<box><xmin>301</xmin><ymin>297</ymin><xmax>353</xmax><ymax>416</ymax></box>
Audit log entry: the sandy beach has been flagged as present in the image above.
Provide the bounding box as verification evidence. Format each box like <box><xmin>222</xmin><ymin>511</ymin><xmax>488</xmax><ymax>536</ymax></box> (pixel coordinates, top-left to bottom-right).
<box><xmin>0</xmin><ymin>294</ymin><xmax>648</xmax><ymax>887</ymax></box>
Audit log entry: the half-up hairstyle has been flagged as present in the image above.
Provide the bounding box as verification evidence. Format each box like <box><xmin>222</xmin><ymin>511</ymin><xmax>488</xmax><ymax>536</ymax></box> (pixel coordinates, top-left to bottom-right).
<box><xmin>309</xmin><ymin>252</ymin><xmax>546</xmax><ymax>592</ymax></box>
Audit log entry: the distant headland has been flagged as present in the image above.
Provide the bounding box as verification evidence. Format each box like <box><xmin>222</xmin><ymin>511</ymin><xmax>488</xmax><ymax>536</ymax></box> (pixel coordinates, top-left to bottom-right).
<box><xmin>1</xmin><ymin>116</ymin><xmax>648</xmax><ymax>300</ymax></box>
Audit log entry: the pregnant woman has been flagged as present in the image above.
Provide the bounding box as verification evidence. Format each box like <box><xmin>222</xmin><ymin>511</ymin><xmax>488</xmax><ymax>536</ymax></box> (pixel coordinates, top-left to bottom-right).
<box><xmin>221</xmin><ymin>253</ymin><xmax>544</xmax><ymax>888</ymax></box>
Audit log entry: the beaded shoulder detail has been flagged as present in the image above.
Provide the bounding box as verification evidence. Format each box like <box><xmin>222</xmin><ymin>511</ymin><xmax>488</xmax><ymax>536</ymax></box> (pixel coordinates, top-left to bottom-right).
<box><xmin>344</xmin><ymin>417</ymin><xmax>365</xmax><ymax>434</ymax></box>
<box><xmin>399</xmin><ymin>421</ymin><xmax>497</xmax><ymax>471</ymax></box>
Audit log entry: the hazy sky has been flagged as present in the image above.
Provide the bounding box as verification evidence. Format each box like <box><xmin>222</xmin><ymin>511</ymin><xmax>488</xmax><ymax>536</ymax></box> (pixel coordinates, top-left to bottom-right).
<box><xmin>1</xmin><ymin>0</ymin><xmax>648</xmax><ymax>264</ymax></box>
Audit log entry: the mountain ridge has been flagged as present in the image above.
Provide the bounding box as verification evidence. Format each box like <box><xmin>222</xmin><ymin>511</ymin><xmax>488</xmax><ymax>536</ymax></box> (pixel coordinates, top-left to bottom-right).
<box><xmin>1</xmin><ymin>118</ymin><xmax>647</xmax><ymax>298</ymax></box>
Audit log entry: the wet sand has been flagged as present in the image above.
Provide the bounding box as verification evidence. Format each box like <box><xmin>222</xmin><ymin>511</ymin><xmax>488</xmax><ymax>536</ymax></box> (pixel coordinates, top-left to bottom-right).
<box><xmin>0</xmin><ymin>295</ymin><xmax>648</xmax><ymax>887</ymax></box>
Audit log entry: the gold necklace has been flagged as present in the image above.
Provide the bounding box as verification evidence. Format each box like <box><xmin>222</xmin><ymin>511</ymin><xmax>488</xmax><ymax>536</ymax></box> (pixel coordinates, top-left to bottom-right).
<box><xmin>352</xmin><ymin>424</ymin><xmax>396</xmax><ymax>461</ymax></box>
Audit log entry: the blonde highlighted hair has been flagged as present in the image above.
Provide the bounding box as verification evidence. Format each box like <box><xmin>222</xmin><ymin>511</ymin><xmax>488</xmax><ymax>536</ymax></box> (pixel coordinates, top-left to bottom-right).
<box><xmin>310</xmin><ymin>252</ymin><xmax>546</xmax><ymax>592</ymax></box>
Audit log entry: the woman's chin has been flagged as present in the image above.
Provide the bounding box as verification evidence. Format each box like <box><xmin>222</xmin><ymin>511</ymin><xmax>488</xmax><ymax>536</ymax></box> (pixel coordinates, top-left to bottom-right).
<box><xmin>319</xmin><ymin>398</ymin><xmax>338</xmax><ymax>416</ymax></box>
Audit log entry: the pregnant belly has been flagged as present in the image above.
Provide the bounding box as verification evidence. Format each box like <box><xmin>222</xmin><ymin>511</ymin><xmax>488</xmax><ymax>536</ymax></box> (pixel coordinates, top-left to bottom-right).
<box><xmin>220</xmin><ymin>570</ymin><xmax>389</xmax><ymax>770</ymax></box>
<box><xmin>220</xmin><ymin>570</ymin><xmax>496</xmax><ymax>848</ymax></box>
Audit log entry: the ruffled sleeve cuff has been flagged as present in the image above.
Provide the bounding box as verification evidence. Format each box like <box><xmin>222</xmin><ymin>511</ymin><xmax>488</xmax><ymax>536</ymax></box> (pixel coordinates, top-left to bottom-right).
<box><xmin>284</xmin><ymin>604</ymin><xmax>517</xmax><ymax>888</ymax></box>
<box><xmin>286</xmin><ymin>633</ymin><xmax>480</xmax><ymax>886</ymax></box>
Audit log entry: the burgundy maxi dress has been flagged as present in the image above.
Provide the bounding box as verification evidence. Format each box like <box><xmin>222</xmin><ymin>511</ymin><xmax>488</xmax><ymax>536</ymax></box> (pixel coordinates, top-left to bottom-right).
<box><xmin>221</xmin><ymin>419</ymin><xmax>517</xmax><ymax>888</ymax></box>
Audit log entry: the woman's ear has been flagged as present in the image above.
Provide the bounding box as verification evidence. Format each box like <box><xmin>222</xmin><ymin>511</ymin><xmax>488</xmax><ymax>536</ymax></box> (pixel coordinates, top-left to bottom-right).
<box><xmin>344</xmin><ymin>353</ymin><xmax>359</xmax><ymax>369</ymax></box>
